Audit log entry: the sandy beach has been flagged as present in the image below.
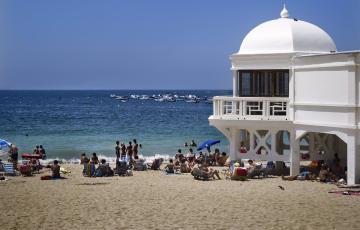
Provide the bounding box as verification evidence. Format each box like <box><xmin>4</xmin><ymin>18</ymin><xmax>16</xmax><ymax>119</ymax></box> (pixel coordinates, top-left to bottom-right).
<box><xmin>0</xmin><ymin>164</ymin><xmax>359</xmax><ymax>230</ymax></box>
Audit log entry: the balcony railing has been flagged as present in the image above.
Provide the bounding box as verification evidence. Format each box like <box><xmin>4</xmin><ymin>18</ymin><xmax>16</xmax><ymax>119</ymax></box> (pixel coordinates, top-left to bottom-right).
<box><xmin>212</xmin><ymin>96</ymin><xmax>289</xmax><ymax>120</ymax></box>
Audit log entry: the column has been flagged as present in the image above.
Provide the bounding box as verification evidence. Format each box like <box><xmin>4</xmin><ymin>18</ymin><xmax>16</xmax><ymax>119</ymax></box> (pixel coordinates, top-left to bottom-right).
<box><xmin>232</xmin><ymin>70</ymin><xmax>238</xmax><ymax>97</ymax></box>
<box><xmin>290</xmin><ymin>130</ymin><xmax>300</xmax><ymax>176</ymax></box>
<box><xmin>347</xmin><ymin>132</ymin><xmax>360</xmax><ymax>185</ymax></box>
<box><xmin>229</xmin><ymin>129</ymin><xmax>240</xmax><ymax>161</ymax></box>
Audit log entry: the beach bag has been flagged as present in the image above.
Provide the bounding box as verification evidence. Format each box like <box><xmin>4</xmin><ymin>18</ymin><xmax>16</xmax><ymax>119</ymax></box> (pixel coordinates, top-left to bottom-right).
<box><xmin>235</xmin><ymin>167</ymin><xmax>247</xmax><ymax>176</ymax></box>
<box><xmin>19</xmin><ymin>164</ymin><xmax>32</xmax><ymax>176</ymax></box>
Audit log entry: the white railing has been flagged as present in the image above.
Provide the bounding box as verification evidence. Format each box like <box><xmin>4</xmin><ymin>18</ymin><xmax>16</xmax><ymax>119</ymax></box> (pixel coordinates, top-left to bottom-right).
<box><xmin>213</xmin><ymin>96</ymin><xmax>289</xmax><ymax>120</ymax></box>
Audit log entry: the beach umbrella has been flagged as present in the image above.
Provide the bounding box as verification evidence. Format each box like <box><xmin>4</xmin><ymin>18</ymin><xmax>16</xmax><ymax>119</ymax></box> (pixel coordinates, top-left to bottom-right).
<box><xmin>197</xmin><ymin>140</ymin><xmax>220</xmax><ymax>151</ymax></box>
<box><xmin>0</xmin><ymin>139</ymin><xmax>11</xmax><ymax>149</ymax></box>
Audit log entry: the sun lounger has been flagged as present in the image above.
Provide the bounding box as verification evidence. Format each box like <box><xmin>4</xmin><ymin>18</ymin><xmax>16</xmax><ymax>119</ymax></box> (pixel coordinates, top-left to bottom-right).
<box><xmin>3</xmin><ymin>163</ymin><xmax>17</xmax><ymax>176</ymax></box>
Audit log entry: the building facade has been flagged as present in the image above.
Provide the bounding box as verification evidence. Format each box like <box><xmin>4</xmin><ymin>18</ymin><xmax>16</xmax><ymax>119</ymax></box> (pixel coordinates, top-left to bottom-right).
<box><xmin>209</xmin><ymin>6</ymin><xmax>360</xmax><ymax>185</ymax></box>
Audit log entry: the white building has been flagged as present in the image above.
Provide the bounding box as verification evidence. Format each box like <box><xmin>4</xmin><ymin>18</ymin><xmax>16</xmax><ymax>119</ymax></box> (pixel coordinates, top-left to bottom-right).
<box><xmin>209</xmin><ymin>6</ymin><xmax>360</xmax><ymax>185</ymax></box>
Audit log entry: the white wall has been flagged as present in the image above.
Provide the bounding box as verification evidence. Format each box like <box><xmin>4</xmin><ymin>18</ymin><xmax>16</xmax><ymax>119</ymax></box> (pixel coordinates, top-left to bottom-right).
<box><xmin>293</xmin><ymin>53</ymin><xmax>359</xmax><ymax>128</ymax></box>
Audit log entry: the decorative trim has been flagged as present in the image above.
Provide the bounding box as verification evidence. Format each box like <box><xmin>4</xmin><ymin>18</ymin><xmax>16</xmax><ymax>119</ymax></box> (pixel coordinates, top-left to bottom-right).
<box><xmin>290</xmin><ymin>102</ymin><xmax>358</xmax><ymax>108</ymax></box>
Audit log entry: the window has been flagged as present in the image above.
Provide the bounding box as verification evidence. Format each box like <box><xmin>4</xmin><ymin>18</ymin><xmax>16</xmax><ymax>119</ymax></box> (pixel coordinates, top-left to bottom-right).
<box><xmin>238</xmin><ymin>70</ymin><xmax>289</xmax><ymax>97</ymax></box>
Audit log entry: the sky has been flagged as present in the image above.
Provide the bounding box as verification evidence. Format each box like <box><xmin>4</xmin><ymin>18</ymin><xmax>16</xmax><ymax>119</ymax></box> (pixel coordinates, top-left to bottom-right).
<box><xmin>0</xmin><ymin>0</ymin><xmax>359</xmax><ymax>90</ymax></box>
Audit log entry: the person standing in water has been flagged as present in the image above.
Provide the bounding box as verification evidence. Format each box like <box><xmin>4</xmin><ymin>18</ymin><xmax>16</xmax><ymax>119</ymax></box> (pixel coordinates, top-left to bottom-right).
<box><xmin>127</xmin><ymin>141</ymin><xmax>133</xmax><ymax>160</ymax></box>
<box><xmin>115</xmin><ymin>141</ymin><xmax>120</xmax><ymax>161</ymax></box>
<box><xmin>133</xmin><ymin>139</ymin><xmax>139</xmax><ymax>158</ymax></box>
<box><xmin>39</xmin><ymin>145</ymin><xmax>46</xmax><ymax>160</ymax></box>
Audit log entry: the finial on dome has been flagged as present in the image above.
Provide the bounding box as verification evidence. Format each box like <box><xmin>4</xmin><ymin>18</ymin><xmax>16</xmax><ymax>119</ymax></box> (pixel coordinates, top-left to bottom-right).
<box><xmin>280</xmin><ymin>4</ymin><xmax>289</xmax><ymax>18</ymax></box>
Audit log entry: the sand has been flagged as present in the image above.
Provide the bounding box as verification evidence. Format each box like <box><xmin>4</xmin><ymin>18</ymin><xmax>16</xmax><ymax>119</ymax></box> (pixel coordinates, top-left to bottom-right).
<box><xmin>1</xmin><ymin>164</ymin><xmax>360</xmax><ymax>230</ymax></box>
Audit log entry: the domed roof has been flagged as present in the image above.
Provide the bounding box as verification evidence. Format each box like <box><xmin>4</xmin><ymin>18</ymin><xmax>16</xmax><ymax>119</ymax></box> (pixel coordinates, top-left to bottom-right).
<box><xmin>238</xmin><ymin>6</ymin><xmax>337</xmax><ymax>54</ymax></box>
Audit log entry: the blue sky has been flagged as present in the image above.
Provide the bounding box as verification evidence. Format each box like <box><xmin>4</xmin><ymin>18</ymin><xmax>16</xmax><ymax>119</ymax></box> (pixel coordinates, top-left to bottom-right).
<box><xmin>0</xmin><ymin>0</ymin><xmax>359</xmax><ymax>90</ymax></box>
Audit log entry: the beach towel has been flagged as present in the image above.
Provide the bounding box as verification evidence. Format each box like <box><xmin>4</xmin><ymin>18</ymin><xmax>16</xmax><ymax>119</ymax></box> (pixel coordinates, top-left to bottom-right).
<box><xmin>41</xmin><ymin>175</ymin><xmax>66</xmax><ymax>180</ymax></box>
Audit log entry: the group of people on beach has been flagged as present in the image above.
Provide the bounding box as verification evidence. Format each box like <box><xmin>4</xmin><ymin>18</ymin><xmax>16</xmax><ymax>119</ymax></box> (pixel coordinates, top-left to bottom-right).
<box><xmin>115</xmin><ymin>139</ymin><xmax>141</xmax><ymax>161</ymax></box>
<box><xmin>6</xmin><ymin>144</ymin><xmax>46</xmax><ymax>170</ymax></box>
<box><xmin>161</xmin><ymin>148</ymin><xmax>228</xmax><ymax>180</ymax></box>
<box><xmin>79</xmin><ymin>139</ymin><xmax>143</xmax><ymax>177</ymax></box>
<box><xmin>282</xmin><ymin>153</ymin><xmax>346</xmax><ymax>183</ymax></box>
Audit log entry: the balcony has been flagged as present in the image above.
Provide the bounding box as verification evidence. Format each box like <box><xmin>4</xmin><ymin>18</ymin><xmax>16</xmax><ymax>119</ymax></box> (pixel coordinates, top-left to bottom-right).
<box><xmin>212</xmin><ymin>96</ymin><xmax>289</xmax><ymax>121</ymax></box>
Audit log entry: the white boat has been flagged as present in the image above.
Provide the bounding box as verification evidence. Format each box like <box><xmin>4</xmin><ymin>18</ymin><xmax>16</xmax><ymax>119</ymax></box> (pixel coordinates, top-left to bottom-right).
<box><xmin>154</xmin><ymin>98</ymin><xmax>165</xmax><ymax>102</ymax></box>
<box><xmin>186</xmin><ymin>99</ymin><xmax>199</xmax><ymax>103</ymax></box>
<box><xmin>115</xmin><ymin>96</ymin><xmax>128</xmax><ymax>100</ymax></box>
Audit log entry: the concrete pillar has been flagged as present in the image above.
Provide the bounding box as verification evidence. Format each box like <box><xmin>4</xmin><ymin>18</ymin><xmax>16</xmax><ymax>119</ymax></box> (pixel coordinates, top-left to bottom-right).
<box><xmin>347</xmin><ymin>132</ymin><xmax>360</xmax><ymax>185</ymax></box>
<box><xmin>232</xmin><ymin>70</ymin><xmax>238</xmax><ymax>97</ymax></box>
<box><xmin>229</xmin><ymin>129</ymin><xmax>240</xmax><ymax>161</ymax></box>
<box><xmin>290</xmin><ymin>130</ymin><xmax>300</xmax><ymax>176</ymax></box>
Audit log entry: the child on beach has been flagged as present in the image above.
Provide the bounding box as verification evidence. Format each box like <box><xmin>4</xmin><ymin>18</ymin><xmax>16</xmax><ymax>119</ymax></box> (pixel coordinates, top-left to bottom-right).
<box><xmin>51</xmin><ymin>160</ymin><xmax>61</xmax><ymax>179</ymax></box>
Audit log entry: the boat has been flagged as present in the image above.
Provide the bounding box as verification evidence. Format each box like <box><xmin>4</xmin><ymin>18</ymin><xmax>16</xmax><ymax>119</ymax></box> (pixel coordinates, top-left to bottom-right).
<box><xmin>186</xmin><ymin>99</ymin><xmax>200</xmax><ymax>103</ymax></box>
<box><xmin>115</xmin><ymin>96</ymin><xmax>129</xmax><ymax>100</ymax></box>
<box><xmin>154</xmin><ymin>98</ymin><xmax>165</xmax><ymax>102</ymax></box>
<box><xmin>130</xmin><ymin>94</ymin><xmax>140</xmax><ymax>99</ymax></box>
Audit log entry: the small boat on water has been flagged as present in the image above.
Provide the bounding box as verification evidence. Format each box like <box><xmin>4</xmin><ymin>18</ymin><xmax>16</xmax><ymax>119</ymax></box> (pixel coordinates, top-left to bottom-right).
<box><xmin>154</xmin><ymin>98</ymin><xmax>165</xmax><ymax>102</ymax></box>
<box><xmin>130</xmin><ymin>94</ymin><xmax>140</xmax><ymax>99</ymax></box>
<box><xmin>139</xmin><ymin>95</ymin><xmax>150</xmax><ymax>100</ymax></box>
<box><xmin>115</xmin><ymin>96</ymin><xmax>129</xmax><ymax>100</ymax></box>
<box><xmin>186</xmin><ymin>99</ymin><xmax>200</xmax><ymax>103</ymax></box>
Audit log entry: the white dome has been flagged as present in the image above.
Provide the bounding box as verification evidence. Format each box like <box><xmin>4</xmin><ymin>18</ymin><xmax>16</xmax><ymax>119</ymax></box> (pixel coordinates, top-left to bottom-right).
<box><xmin>238</xmin><ymin>8</ymin><xmax>337</xmax><ymax>54</ymax></box>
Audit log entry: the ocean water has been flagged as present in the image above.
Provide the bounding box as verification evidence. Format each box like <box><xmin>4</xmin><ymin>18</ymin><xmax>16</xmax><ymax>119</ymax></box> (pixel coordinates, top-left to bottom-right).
<box><xmin>0</xmin><ymin>90</ymin><xmax>230</xmax><ymax>161</ymax></box>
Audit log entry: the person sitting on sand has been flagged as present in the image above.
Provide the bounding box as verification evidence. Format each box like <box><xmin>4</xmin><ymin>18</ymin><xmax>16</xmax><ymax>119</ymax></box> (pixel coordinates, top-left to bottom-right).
<box><xmin>134</xmin><ymin>155</ymin><xmax>147</xmax><ymax>171</ymax></box>
<box><xmin>282</xmin><ymin>171</ymin><xmax>316</xmax><ymax>181</ymax></box>
<box><xmin>51</xmin><ymin>160</ymin><xmax>61</xmax><ymax>179</ymax></box>
<box><xmin>91</xmin><ymin>153</ymin><xmax>99</xmax><ymax>164</ymax></box>
<box><xmin>149</xmin><ymin>158</ymin><xmax>163</xmax><ymax>170</ymax></box>
<box><xmin>319</xmin><ymin>163</ymin><xmax>336</xmax><ymax>182</ymax></box>
<box><xmin>216</xmin><ymin>152</ymin><xmax>228</xmax><ymax>166</ymax></box>
<box><xmin>96</xmin><ymin>159</ymin><xmax>113</xmax><ymax>177</ymax></box>
<box><xmin>165</xmin><ymin>159</ymin><xmax>178</xmax><ymax>174</ymax></box>
<box><xmin>179</xmin><ymin>158</ymin><xmax>191</xmax><ymax>173</ymax></box>
<box><xmin>197</xmin><ymin>152</ymin><xmax>205</xmax><ymax>164</ymax></box>
<box><xmin>191</xmin><ymin>161</ymin><xmax>221</xmax><ymax>180</ymax></box>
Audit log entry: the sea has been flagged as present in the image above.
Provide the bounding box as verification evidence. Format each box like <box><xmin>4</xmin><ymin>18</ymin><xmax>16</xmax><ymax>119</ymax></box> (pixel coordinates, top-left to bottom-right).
<box><xmin>0</xmin><ymin>90</ymin><xmax>231</xmax><ymax>163</ymax></box>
